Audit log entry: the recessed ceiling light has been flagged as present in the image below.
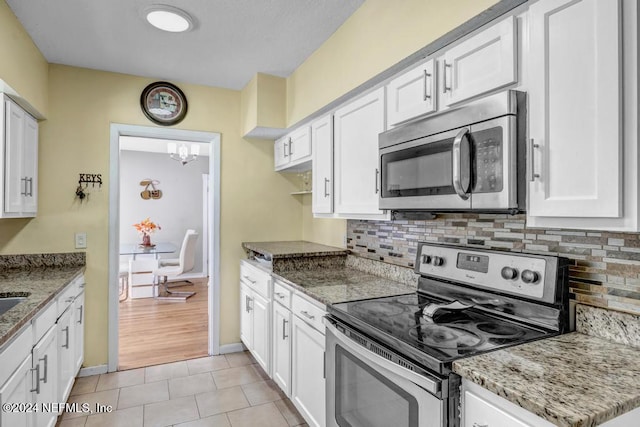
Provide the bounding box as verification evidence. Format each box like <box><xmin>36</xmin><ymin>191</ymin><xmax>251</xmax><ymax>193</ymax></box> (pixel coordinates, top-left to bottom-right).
<box><xmin>145</xmin><ymin>5</ymin><xmax>194</xmax><ymax>33</ymax></box>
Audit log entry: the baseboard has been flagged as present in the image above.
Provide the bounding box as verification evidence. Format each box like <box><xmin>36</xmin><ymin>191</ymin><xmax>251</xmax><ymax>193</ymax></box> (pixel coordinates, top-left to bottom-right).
<box><xmin>219</xmin><ymin>342</ymin><xmax>246</xmax><ymax>354</ymax></box>
<box><xmin>78</xmin><ymin>364</ymin><xmax>108</xmax><ymax>377</ymax></box>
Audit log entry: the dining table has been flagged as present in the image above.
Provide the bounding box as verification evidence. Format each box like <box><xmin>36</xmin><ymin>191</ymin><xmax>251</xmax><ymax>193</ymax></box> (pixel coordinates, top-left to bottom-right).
<box><xmin>119</xmin><ymin>242</ymin><xmax>177</xmax><ymax>260</ymax></box>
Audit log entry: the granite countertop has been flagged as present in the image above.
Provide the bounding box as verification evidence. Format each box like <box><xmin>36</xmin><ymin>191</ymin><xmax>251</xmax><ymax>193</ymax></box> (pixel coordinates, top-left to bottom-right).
<box><xmin>272</xmin><ymin>267</ymin><xmax>416</xmax><ymax>305</ymax></box>
<box><xmin>242</xmin><ymin>240</ymin><xmax>349</xmax><ymax>259</ymax></box>
<box><xmin>453</xmin><ymin>332</ymin><xmax>640</xmax><ymax>427</ymax></box>
<box><xmin>0</xmin><ymin>266</ymin><xmax>84</xmax><ymax>348</ymax></box>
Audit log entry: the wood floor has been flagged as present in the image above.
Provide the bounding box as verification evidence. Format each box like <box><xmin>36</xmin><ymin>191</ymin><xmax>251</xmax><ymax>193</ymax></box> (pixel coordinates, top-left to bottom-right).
<box><xmin>118</xmin><ymin>278</ymin><xmax>209</xmax><ymax>370</ymax></box>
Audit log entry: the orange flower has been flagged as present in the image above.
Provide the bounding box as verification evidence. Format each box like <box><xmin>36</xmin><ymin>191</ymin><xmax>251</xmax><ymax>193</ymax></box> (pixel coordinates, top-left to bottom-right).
<box><xmin>133</xmin><ymin>217</ymin><xmax>161</xmax><ymax>235</ymax></box>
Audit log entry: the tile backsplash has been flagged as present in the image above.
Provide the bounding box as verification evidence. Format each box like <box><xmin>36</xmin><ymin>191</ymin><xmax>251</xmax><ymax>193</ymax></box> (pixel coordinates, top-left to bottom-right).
<box><xmin>347</xmin><ymin>214</ymin><xmax>640</xmax><ymax>315</ymax></box>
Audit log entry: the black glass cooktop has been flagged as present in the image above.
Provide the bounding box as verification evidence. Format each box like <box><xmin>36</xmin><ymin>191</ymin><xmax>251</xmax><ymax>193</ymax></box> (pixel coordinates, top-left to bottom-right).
<box><xmin>329</xmin><ymin>292</ymin><xmax>551</xmax><ymax>372</ymax></box>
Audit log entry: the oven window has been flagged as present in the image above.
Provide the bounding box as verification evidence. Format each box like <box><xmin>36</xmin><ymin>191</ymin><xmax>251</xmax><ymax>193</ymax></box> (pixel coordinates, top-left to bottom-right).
<box><xmin>335</xmin><ymin>346</ymin><xmax>419</xmax><ymax>427</ymax></box>
<box><xmin>381</xmin><ymin>137</ymin><xmax>455</xmax><ymax>198</ymax></box>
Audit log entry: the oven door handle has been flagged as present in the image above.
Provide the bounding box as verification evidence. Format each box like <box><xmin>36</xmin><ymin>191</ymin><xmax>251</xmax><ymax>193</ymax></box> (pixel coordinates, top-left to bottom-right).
<box><xmin>452</xmin><ymin>128</ymin><xmax>471</xmax><ymax>200</ymax></box>
<box><xmin>325</xmin><ymin>320</ymin><xmax>440</xmax><ymax>395</ymax></box>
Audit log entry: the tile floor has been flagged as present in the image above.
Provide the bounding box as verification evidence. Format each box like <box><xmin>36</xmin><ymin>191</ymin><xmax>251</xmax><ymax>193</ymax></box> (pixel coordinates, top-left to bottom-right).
<box><xmin>57</xmin><ymin>351</ymin><xmax>308</xmax><ymax>427</ymax></box>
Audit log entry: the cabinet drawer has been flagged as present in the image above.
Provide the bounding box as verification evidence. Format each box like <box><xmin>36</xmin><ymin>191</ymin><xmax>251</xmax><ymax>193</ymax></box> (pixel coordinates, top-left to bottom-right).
<box><xmin>292</xmin><ymin>294</ymin><xmax>326</xmax><ymax>334</ymax></box>
<box><xmin>0</xmin><ymin>325</ymin><xmax>32</xmax><ymax>385</ymax></box>
<box><xmin>464</xmin><ymin>389</ymin><xmax>530</xmax><ymax>427</ymax></box>
<box><xmin>240</xmin><ymin>261</ymin><xmax>270</xmax><ymax>299</ymax></box>
<box><xmin>57</xmin><ymin>283</ymin><xmax>77</xmax><ymax>317</ymax></box>
<box><xmin>32</xmin><ymin>300</ymin><xmax>56</xmax><ymax>344</ymax></box>
<box><xmin>273</xmin><ymin>281</ymin><xmax>292</xmax><ymax>309</ymax></box>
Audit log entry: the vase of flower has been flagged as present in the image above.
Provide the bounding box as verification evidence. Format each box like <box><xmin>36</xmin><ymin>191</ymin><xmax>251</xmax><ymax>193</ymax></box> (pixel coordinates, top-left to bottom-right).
<box><xmin>133</xmin><ymin>218</ymin><xmax>160</xmax><ymax>247</ymax></box>
<box><xmin>141</xmin><ymin>233</ymin><xmax>152</xmax><ymax>247</ymax></box>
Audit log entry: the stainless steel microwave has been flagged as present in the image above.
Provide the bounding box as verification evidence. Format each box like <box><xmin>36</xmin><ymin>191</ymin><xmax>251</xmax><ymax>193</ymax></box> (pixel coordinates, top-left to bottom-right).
<box><xmin>378</xmin><ymin>90</ymin><xmax>526</xmax><ymax>213</ymax></box>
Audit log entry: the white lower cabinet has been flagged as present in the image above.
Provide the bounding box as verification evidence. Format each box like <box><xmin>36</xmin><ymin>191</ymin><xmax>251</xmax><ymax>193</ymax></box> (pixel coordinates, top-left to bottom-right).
<box><xmin>73</xmin><ymin>290</ymin><xmax>85</xmax><ymax>374</ymax></box>
<box><xmin>32</xmin><ymin>326</ymin><xmax>58</xmax><ymax>427</ymax></box>
<box><xmin>57</xmin><ymin>306</ymin><xmax>75</xmax><ymax>405</ymax></box>
<box><xmin>272</xmin><ymin>299</ymin><xmax>292</xmax><ymax>396</ymax></box>
<box><xmin>0</xmin><ymin>354</ymin><xmax>33</xmax><ymax>427</ymax></box>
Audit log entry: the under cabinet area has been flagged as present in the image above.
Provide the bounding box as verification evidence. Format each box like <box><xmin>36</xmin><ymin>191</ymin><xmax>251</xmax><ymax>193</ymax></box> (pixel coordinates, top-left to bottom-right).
<box><xmin>1</xmin><ymin>95</ymin><xmax>38</xmax><ymax>218</ymax></box>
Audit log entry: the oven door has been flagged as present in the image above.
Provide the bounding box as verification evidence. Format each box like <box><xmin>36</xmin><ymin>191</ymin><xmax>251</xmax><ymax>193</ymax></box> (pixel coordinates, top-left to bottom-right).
<box><xmin>325</xmin><ymin>320</ymin><xmax>445</xmax><ymax>427</ymax></box>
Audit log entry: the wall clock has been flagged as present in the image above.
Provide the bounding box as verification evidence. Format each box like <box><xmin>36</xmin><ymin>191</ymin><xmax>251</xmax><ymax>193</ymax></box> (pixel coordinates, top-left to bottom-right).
<box><xmin>140</xmin><ymin>81</ymin><xmax>188</xmax><ymax>126</ymax></box>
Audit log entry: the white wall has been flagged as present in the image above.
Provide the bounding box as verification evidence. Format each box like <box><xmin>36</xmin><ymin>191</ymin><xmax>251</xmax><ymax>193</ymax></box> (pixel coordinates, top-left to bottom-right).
<box><xmin>119</xmin><ymin>149</ymin><xmax>209</xmax><ymax>275</ymax></box>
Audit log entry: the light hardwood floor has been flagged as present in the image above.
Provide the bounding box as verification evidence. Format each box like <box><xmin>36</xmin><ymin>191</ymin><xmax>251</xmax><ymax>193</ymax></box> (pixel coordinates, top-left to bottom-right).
<box><xmin>118</xmin><ymin>278</ymin><xmax>209</xmax><ymax>370</ymax></box>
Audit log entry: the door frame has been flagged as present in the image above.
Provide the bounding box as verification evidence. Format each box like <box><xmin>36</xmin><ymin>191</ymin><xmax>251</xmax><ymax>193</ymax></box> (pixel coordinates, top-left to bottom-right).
<box><xmin>108</xmin><ymin>123</ymin><xmax>221</xmax><ymax>372</ymax></box>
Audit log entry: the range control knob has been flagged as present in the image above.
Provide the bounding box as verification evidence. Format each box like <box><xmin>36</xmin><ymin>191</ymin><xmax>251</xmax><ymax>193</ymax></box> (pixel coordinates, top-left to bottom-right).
<box><xmin>421</xmin><ymin>254</ymin><xmax>432</xmax><ymax>264</ymax></box>
<box><xmin>521</xmin><ymin>270</ymin><xmax>540</xmax><ymax>284</ymax></box>
<box><xmin>501</xmin><ymin>266</ymin><xmax>519</xmax><ymax>280</ymax></box>
<box><xmin>432</xmin><ymin>256</ymin><xmax>445</xmax><ymax>267</ymax></box>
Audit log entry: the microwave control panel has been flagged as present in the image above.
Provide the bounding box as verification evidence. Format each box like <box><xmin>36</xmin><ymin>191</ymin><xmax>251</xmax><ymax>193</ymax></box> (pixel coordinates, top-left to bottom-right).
<box><xmin>473</xmin><ymin>127</ymin><xmax>503</xmax><ymax>193</ymax></box>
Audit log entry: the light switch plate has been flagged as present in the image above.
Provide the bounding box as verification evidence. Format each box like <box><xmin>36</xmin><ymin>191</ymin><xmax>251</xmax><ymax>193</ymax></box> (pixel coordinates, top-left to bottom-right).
<box><xmin>75</xmin><ymin>232</ymin><xmax>87</xmax><ymax>249</ymax></box>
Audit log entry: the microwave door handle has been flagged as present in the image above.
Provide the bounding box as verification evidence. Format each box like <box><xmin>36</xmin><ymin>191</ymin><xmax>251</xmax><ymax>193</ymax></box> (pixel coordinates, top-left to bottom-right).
<box><xmin>452</xmin><ymin>128</ymin><xmax>471</xmax><ymax>200</ymax></box>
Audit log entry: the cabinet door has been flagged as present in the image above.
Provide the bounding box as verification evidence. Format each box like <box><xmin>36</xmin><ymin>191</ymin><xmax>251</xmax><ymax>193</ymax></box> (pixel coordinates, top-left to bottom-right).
<box><xmin>311</xmin><ymin>115</ymin><xmax>333</xmax><ymax>214</ymax></box>
<box><xmin>0</xmin><ymin>354</ymin><xmax>34</xmax><ymax>427</ymax></box>
<box><xmin>528</xmin><ymin>0</ymin><xmax>621</xmax><ymax>218</ymax></box>
<box><xmin>274</xmin><ymin>136</ymin><xmax>290</xmax><ymax>170</ymax></box>
<box><xmin>58</xmin><ymin>307</ymin><xmax>75</xmax><ymax>403</ymax></box>
<box><xmin>4</xmin><ymin>99</ymin><xmax>26</xmax><ymax>214</ymax></box>
<box><xmin>441</xmin><ymin>15</ymin><xmax>516</xmax><ymax>107</ymax></box>
<box><xmin>251</xmin><ymin>292</ymin><xmax>270</xmax><ymax>375</ymax></box>
<box><xmin>387</xmin><ymin>58</ymin><xmax>436</xmax><ymax>126</ymax></box>
<box><xmin>334</xmin><ymin>88</ymin><xmax>386</xmax><ymax>215</ymax></box>
<box><xmin>239</xmin><ymin>284</ymin><xmax>253</xmax><ymax>350</ymax></box>
<box><xmin>289</xmin><ymin>126</ymin><xmax>312</xmax><ymax>163</ymax></box>
<box><xmin>21</xmin><ymin>114</ymin><xmax>38</xmax><ymax>214</ymax></box>
<box><xmin>291</xmin><ymin>316</ymin><xmax>325</xmax><ymax>427</ymax></box>
<box><xmin>464</xmin><ymin>388</ymin><xmax>533</xmax><ymax>427</ymax></box>
<box><xmin>272</xmin><ymin>302</ymin><xmax>291</xmax><ymax>396</ymax></box>
<box><xmin>32</xmin><ymin>326</ymin><xmax>58</xmax><ymax>427</ymax></box>
<box><xmin>73</xmin><ymin>291</ymin><xmax>85</xmax><ymax>374</ymax></box>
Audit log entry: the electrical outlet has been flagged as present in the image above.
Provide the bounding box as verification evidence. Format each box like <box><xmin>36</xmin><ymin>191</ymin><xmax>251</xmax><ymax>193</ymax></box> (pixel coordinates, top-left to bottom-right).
<box><xmin>75</xmin><ymin>232</ymin><xmax>87</xmax><ymax>249</ymax></box>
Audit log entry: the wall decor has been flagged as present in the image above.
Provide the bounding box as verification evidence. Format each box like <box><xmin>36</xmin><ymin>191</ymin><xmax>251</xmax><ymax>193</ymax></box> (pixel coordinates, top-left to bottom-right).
<box><xmin>139</xmin><ymin>179</ymin><xmax>162</xmax><ymax>200</ymax></box>
<box><xmin>140</xmin><ymin>81</ymin><xmax>188</xmax><ymax>126</ymax></box>
<box><xmin>75</xmin><ymin>173</ymin><xmax>102</xmax><ymax>202</ymax></box>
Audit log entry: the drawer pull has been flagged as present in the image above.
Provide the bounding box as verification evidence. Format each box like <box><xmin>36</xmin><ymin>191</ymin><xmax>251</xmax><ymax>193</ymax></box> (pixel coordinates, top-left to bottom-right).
<box><xmin>473</xmin><ymin>423</ymin><xmax>489</xmax><ymax>427</ymax></box>
<box><xmin>274</xmin><ymin>292</ymin><xmax>286</xmax><ymax>299</ymax></box>
<box><xmin>66</xmin><ymin>297</ymin><xmax>74</xmax><ymax>303</ymax></box>
<box><xmin>300</xmin><ymin>310</ymin><xmax>315</xmax><ymax>320</ymax></box>
<box><xmin>243</xmin><ymin>275</ymin><xmax>256</xmax><ymax>284</ymax></box>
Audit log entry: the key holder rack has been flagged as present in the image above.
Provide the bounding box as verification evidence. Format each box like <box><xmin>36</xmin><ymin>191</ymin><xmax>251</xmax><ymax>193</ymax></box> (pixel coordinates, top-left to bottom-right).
<box><xmin>75</xmin><ymin>173</ymin><xmax>103</xmax><ymax>202</ymax></box>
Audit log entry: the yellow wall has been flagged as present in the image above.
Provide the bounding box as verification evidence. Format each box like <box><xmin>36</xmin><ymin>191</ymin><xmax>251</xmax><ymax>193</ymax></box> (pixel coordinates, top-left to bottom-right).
<box><xmin>240</xmin><ymin>73</ymin><xmax>287</xmax><ymax>137</ymax></box>
<box><xmin>286</xmin><ymin>0</ymin><xmax>499</xmax><ymax>125</ymax></box>
<box><xmin>0</xmin><ymin>0</ymin><xmax>48</xmax><ymax>116</ymax></box>
<box><xmin>0</xmin><ymin>64</ymin><xmax>303</xmax><ymax>366</ymax></box>
<box><xmin>301</xmin><ymin>195</ymin><xmax>346</xmax><ymax>248</ymax></box>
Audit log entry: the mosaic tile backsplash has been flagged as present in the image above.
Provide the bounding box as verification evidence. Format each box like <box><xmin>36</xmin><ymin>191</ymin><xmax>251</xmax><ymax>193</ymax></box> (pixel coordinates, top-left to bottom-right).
<box><xmin>347</xmin><ymin>214</ymin><xmax>640</xmax><ymax>315</ymax></box>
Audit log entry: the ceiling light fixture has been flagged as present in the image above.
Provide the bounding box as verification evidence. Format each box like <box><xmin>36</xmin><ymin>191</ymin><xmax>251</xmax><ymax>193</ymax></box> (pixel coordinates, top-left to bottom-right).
<box><xmin>145</xmin><ymin>5</ymin><xmax>194</xmax><ymax>33</ymax></box>
<box><xmin>168</xmin><ymin>142</ymin><xmax>199</xmax><ymax>165</ymax></box>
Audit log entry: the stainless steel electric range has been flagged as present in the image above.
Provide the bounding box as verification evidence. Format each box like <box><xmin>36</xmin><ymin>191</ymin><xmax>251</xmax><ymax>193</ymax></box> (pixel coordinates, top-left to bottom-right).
<box><xmin>325</xmin><ymin>242</ymin><xmax>570</xmax><ymax>427</ymax></box>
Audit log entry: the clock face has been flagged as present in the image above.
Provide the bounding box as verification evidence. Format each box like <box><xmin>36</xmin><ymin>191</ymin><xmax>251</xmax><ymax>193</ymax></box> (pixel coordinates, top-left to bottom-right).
<box><xmin>140</xmin><ymin>82</ymin><xmax>188</xmax><ymax>126</ymax></box>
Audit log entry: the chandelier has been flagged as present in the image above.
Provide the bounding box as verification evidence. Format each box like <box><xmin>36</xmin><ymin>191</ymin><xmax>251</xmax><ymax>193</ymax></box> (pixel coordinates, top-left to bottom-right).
<box><xmin>167</xmin><ymin>142</ymin><xmax>199</xmax><ymax>165</ymax></box>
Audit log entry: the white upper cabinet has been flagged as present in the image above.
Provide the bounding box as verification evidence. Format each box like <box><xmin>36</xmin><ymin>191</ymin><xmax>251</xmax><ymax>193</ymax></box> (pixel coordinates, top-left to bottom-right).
<box><xmin>334</xmin><ymin>88</ymin><xmax>388</xmax><ymax>218</ymax></box>
<box><xmin>526</xmin><ymin>0</ymin><xmax>639</xmax><ymax>230</ymax></box>
<box><xmin>274</xmin><ymin>126</ymin><xmax>312</xmax><ymax>172</ymax></box>
<box><xmin>440</xmin><ymin>15</ymin><xmax>517</xmax><ymax>107</ymax></box>
<box><xmin>2</xmin><ymin>96</ymin><xmax>38</xmax><ymax>217</ymax></box>
<box><xmin>311</xmin><ymin>115</ymin><xmax>333</xmax><ymax>214</ymax></box>
<box><xmin>386</xmin><ymin>58</ymin><xmax>436</xmax><ymax>126</ymax></box>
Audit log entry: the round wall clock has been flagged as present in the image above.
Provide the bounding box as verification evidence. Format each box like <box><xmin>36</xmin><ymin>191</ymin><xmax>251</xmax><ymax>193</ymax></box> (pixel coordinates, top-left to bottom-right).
<box><xmin>140</xmin><ymin>81</ymin><xmax>188</xmax><ymax>126</ymax></box>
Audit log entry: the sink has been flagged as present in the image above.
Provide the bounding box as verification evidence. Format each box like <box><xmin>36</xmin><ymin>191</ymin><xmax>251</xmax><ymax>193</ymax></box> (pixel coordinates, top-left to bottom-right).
<box><xmin>0</xmin><ymin>297</ymin><xmax>27</xmax><ymax>316</ymax></box>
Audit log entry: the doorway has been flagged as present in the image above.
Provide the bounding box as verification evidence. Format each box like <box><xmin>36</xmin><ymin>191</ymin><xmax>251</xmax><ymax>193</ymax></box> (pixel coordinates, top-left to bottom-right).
<box><xmin>108</xmin><ymin>124</ymin><xmax>221</xmax><ymax>372</ymax></box>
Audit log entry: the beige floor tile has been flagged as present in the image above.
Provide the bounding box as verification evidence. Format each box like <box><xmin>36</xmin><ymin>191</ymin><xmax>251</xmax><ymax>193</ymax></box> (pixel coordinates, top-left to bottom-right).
<box><xmin>226</xmin><ymin>402</ymin><xmax>289</xmax><ymax>427</ymax></box>
<box><xmin>273</xmin><ymin>399</ymin><xmax>306</xmax><ymax>427</ymax></box>
<box><xmin>224</xmin><ymin>351</ymin><xmax>253</xmax><ymax>367</ymax></box>
<box><xmin>57</xmin><ymin>417</ymin><xmax>88</xmax><ymax>427</ymax></box>
<box><xmin>145</xmin><ymin>360</ymin><xmax>189</xmax><ymax>383</ymax></box>
<box><xmin>212</xmin><ymin>365</ymin><xmax>264</xmax><ymax>389</ymax></box>
<box><xmin>169</xmin><ymin>372</ymin><xmax>216</xmax><ymax>399</ymax></box>
<box><xmin>62</xmin><ymin>389</ymin><xmax>120</xmax><ymax>420</ymax></box>
<box><xmin>70</xmin><ymin>375</ymin><xmax>99</xmax><ymax>396</ymax></box>
<box><xmin>85</xmin><ymin>406</ymin><xmax>143</xmax><ymax>427</ymax></box>
<box><xmin>96</xmin><ymin>368</ymin><xmax>145</xmax><ymax>391</ymax></box>
<box><xmin>174</xmin><ymin>414</ymin><xmax>231</xmax><ymax>427</ymax></box>
<box><xmin>195</xmin><ymin>386</ymin><xmax>250</xmax><ymax>418</ymax></box>
<box><xmin>187</xmin><ymin>356</ymin><xmax>230</xmax><ymax>375</ymax></box>
<box><xmin>117</xmin><ymin>381</ymin><xmax>169</xmax><ymax>409</ymax></box>
<box><xmin>241</xmin><ymin>380</ymin><xmax>286</xmax><ymax>406</ymax></box>
<box><xmin>143</xmin><ymin>395</ymin><xmax>199</xmax><ymax>427</ymax></box>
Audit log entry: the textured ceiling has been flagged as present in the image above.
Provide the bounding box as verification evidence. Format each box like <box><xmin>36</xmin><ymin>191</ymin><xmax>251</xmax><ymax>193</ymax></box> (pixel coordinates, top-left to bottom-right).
<box><xmin>6</xmin><ymin>0</ymin><xmax>364</xmax><ymax>90</ymax></box>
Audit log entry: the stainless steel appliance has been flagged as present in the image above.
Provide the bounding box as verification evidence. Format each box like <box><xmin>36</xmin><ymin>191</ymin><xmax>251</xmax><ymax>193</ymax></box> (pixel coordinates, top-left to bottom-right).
<box><xmin>325</xmin><ymin>242</ymin><xmax>570</xmax><ymax>427</ymax></box>
<box><xmin>378</xmin><ymin>90</ymin><xmax>526</xmax><ymax>213</ymax></box>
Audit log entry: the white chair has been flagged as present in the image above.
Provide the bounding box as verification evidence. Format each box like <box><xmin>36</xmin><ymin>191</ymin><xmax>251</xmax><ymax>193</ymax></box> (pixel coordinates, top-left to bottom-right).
<box><xmin>119</xmin><ymin>261</ymin><xmax>129</xmax><ymax>302</ymax></box>
<box><xmin>152</xmin><ymin>229</ymin><xmax>199</xmax><ymax>301</ymax></box>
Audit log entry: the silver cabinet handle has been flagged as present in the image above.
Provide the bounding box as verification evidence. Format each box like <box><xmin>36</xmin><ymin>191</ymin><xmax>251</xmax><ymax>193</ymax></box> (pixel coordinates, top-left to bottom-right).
<box><xmin>63</xmin><ymin>327</ymin><xmax>70</xmax><ymax>349</ymax></box>
<box><xmin>40</xmin><ymin>354</ymin><xmax>48</xmax><ymax>383</ymax></box>
<box><xmin>443</xmin><ymin>60</ymin><xmax>452</xmax><ymax>92</ymax></box>
<box><xmin>528</xmin><ymin>138</ymin><xmax>541</xmax><ymax>182</ymax></box>
<box><xmin>374</xmin><ymin>168</ymin><xmax>380</xmax><ymax>194</ymax></box>
<box><xmin>66</xmin><ymin>297</ymin><xmax>74</xmax><ymax>303</ymax></box>
<box><xmin>282</xmin><ymin>319</ymin><xmax>289</xmax><ymax>339</ymax></box>
<box><xmin>274</xmin><ymin>292</ymin><xmax>285</xmax><ymax>299</ymax></box>
<box><xmin>283</xmin><ymin>141</ymin><xmax>288</xmax><ymax>158</ymax></box>
<box><xmin>243</xmin><ymin>275</ymin><xmax>256</xmax><ymax>284</ymax></box>
<box><xmin>300</xmin><ymin>310</ymin><xmax>315</xmax><ymax>320</ymax></box>
<box><xmin>423</xmin><ymin>69</ymin><xmax>432</xmax><ymax>100</ymax></box>
<box><xmin>20</xmin><ymin>177</ymin><xmax>28</xmax><ymax>196</ymax></box>
<box><xmin>288</xmin><ymin>138</ymin><xmax>293</xmax><ymax>156</ymax></box>
<box><xmin>324</xmin><ymin>178</ymin><xmax>330</xmax><ymax>197</ymax></box>
<box><xmin>473</xmin><ymin>423</ymin><xmax>489</xmax><ymax>427</ymax></box>
<box><xmin>27</xmin><ymin>177</ymin><xmax>33</xmax><ymax>197</ymax></box>
<box><xmin>452</xmin><ymin>128</ymin><xmax>471</xmax><ymax>200</ymax></box>
<box><xmin>30</xmin><ymin>364</ymin><xmax>40</xmax><ymax>394</ymax></box>
<box><xmin>77</xmin><ymin>305</ymin><xmax>84</xmax><ymax>324</ymax></box>
<box><xmin>245</xmin><ymin>295</ymin><xmax>250</xmax><ymax>313</ymax></box>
